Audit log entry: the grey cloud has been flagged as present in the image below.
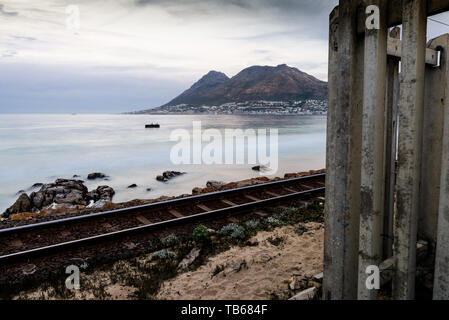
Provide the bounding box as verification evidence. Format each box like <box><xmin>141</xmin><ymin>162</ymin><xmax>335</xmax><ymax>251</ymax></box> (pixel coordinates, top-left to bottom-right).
<box><xmin>133</xmin><ymin>0</ymin><xmax>337</xmax><ymax>39</ymax></box>
<box><xmin>134</xmin><ymin>0</ymin><xmax>336</xmax><ymax>16</ymax></box>
<box><xmin>0</xmin><ymin>4</ymin><xmax>18</xmax><ymax>16</ymax></box>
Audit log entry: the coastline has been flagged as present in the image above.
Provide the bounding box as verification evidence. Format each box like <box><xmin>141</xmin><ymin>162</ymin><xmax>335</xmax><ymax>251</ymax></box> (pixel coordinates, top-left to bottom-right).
<box><xmin>1</xmin><ymin>169</ymin><xmax>326</xmax><ymax>227</ymax></box>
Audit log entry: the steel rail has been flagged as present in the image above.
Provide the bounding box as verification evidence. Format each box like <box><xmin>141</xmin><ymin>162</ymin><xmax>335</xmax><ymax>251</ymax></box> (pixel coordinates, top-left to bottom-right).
<box><xmin>0</xmin><ymin>173</ymin><xmax>325</xmax><ymax>235</ymax></box>
<box><xmin>0</xmin><ymin>186</ymin><xmax>325</xmax><ymax>264</ymax></box>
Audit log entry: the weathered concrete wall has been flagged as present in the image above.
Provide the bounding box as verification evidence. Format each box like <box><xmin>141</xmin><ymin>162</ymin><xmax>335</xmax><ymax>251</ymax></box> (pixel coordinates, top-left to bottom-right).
<box><xmin>324</xmin><ymin>0</ymin><xmax>449</xmax><ymax>300</ymax></box>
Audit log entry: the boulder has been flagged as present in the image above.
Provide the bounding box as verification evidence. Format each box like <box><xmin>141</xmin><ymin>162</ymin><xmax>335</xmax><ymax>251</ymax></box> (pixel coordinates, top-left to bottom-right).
<box><xmin>156</xmin><ymin>171</ymin><xmax>185</xmax><ymax>182</ymax></box>
<box><xmin>232</xmin><ymin>259</ymin><xmax>247</xmax><ymax>272</ymax></box>
<box><xmin>55</xmin><ymin>190</ymin><xmax>86</xmax><ymax>206</ymax></box>
<box><xmin>206</xmin><ymin>180</ymin><xmax>225</xmax><ymax>189</ymax></box>
<box><xmin>252</xmin><ymin>165</ymin><xmax>268</xmax><ymax>172</ymax></box>
<box><xmin>87</xmin><ymin>185</ymin><xmax>115</xmax><ymax>202</ymax></box>
<box><xmin>128</xmin><ymin>184</ymin><xmax>138</xmax><ymax>188</ymax></box>
<box><xmin>3</xmin><ymin>179</ymin><xmax>115</xmax><ymax>218</ymax></box>
<box><xmin>2</xmin><ymin>193</ymin><xmax>32</xmax><ymax>218</ymax></box>
<box><xmin>97</xmin><ymin>186</ymin><xmax>115</xmax><ymax>200</ymax></box>
<box><xmin>31</xmin><ymin>191</ymin><xmax>44</xmax><ymax>209</ymax></box>
<box><xmin>87</xmin><ymin>172</ymin><xmax>107</xmax><ymax>180</ymax></box>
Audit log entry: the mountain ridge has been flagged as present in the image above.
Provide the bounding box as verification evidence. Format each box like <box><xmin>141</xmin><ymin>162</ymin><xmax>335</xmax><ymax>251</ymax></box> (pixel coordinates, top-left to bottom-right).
<box><xmin>141</xmin><ymin>64</ymin><xmax>327</xmax><ymax>112</ymax></box>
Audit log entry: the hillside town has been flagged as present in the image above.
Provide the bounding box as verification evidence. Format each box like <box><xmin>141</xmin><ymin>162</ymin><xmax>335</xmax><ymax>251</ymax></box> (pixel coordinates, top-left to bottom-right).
<box><xmin>139</xmin><ymin>99</ymin><xmax>328</xmax><ymax>115</ymax></box>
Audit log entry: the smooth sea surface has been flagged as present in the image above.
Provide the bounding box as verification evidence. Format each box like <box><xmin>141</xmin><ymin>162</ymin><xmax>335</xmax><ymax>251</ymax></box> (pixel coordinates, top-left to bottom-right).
<box><xmin>0</xmin><ymin>114</ymin><xmax>326</xmax><ymax>213</ymax></box>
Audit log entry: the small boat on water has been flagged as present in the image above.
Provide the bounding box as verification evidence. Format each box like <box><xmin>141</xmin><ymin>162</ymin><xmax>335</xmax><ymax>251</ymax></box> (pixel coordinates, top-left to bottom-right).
<box><xmin>145</xmin><ymin>123</ymin><xmax>160</xmax><ymax>128</ymax></box>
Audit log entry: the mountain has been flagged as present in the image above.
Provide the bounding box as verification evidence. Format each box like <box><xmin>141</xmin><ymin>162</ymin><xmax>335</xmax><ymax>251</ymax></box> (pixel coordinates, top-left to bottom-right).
<box><xmin>165</xmin><ymin>71</ymin><xmax>230</xmax><ymax>107</ymax></box>
<box><xmin>159</xmin><ymin>64</ymin><xmax>327</xmax><ymax>109</ymax></box>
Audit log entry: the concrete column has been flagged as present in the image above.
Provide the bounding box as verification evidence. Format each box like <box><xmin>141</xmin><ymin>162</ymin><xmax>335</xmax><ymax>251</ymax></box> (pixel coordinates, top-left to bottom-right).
<box><xmin>358</xmin><ymin>0</ymin><xmax>388</xmax><ymax>300</ymax></box>
<box><xmin>383</xmin><ymin>27</ymin><xmax>400</xmax><ymax>260</ymax></box>
<box><xmin>323</xmin><ymin>6</ymin><xmax>339</xmax><ymax>301</ymax></box>
<box><xmin>393</xmin><ymin>0</ymin><xmax>427</xmax><ymax>300</ymax></box>
<box><xmin>420</xmin><ymin>35</ymin><xmax>449</xmax><ymax>245</ymax></box>
<box><xmin>431</xmin><ymin>35</ymin><xmax>449</xmax><ymax>300</ymax></box>
<box><xmin>323</xmin><ymin>0</ymin><xmax>363</xmax><ymax>300</ymax></box>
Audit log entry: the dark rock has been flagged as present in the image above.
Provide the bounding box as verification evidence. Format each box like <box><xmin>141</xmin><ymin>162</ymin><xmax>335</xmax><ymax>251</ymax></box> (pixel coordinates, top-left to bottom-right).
<box><xmin>55</xmin><ymin>190</ymin><xmax>86</xmax><ymax>206</ymax></box>
<box><xmin>294</xmin><ymin>225</ymin><xmax>308</xmax><ymax>236</ymax></box>
<box><xmin>31</xmin><ymin>191</ymin><xmax>44</xmax><ymax>209</ymax></box>
<box><xmin>86</xmin><ymin>190</ymin><xmax>99</xmax><ymax>202</ymax></box>
<box><xmin>146</xmin><ymin>188</ymin><xmax>152</xmax><ymax>192</ymax></box>
<box><xmin>4</xmin><ymin>178</ymin><xmax>115</xmax><ymax>218</ymax></box>
<box><xmin>252</xmin><ymin>165</ymin><xmax>269</xmax><ymax>172</ymax></box>
<box><xmin>206</xmin><ymin>180</ymin><xmax>225</xmax><ymax>189</ymax></box>
<box><xmin>128</xmin><ymin>184</ymin><xmax>138</xmax><ymax>188</ymax></box>
<box><xmin>192</xmin><ymin>187</ymin><xmax>202</xmax><ymax>195</ymax></box>
<box><xmin>16</xmin><ymin>190</ymin><xmax>26</xmax><ymax>196</ymax></box>
<box><xmin>2</xmin><ymin>193</ymin><xmax>32</xmax><ymax>218</ymax></box>
<box><xmin>232</xmin><ymin>259</ymin><xmax>247</xmax><ymax>272</ymax></box>
<box><xmin>96</xmin><ymin>186</ymin><xmax>115</xmax><ymax>201</ymax></box>
<box><xmin>87</xmin><ymin>172</ymin><xmax>107</xmax><ymax>180</ymax></box>
<box><xmin>30</xmin><ymin>183</ymin><xmax>44</xmax><ymax>189</ymax></box>
<box><xmin>86</xmin><ymin>185</ymin><xmax>115</xmax><ymax>203</ymax></box>
<box><xmin>156</xmin><ymin>171</ymin><xmax>185</xmax><ymax>182</ymax></box>
<box><xmin>73</xmin><ymin>175</ymin><xmax>81</xmax><ymax>178</ymax></box>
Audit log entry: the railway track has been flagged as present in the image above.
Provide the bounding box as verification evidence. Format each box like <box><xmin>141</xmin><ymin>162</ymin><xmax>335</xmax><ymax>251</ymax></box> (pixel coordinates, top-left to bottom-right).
<box><xmin>0</xmin><ymin>173</ymin><xmax>325</xmax><ymax>268</ymax></box>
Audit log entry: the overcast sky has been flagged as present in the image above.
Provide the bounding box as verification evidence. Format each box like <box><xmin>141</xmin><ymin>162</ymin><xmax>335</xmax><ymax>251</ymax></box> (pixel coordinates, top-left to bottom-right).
<box><xmin>1</xmin><ymin>0</ymin><xmax>449</xmax><ymax>114</ymax></box>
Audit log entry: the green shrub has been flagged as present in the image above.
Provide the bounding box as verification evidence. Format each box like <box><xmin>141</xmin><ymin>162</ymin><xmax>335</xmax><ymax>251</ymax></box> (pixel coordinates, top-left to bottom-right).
<box><xmin>266</xmin><ymin>217</ymin><xmax>282</xmax><ymax>226</ymax></box>
<box><xmin>193</xmin><ymin>225</ymin><xmax>210</xmax><ymax>243</ymax></box>
<box><xmin>245</xmin><ymin>219</ymin><xmax>260</xmax><ymax>230</ymax></box>
<box><xmin>217</xmin><ymin>223</ymin><xmax>246</xmax><ymax>239</ymax></box>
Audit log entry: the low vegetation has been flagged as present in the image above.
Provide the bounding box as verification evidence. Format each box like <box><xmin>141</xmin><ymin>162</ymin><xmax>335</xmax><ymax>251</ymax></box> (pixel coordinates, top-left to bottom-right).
<box><xmin>8</xmin><ymin>201</ymin><xmax>324</xmax><ymax>300</ymax></box>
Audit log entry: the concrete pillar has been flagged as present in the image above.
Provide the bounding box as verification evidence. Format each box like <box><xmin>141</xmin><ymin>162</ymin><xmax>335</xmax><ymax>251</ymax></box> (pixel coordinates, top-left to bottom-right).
<box><xmin>420</xmin><ymin>35</ymin><xmax>449</xmax><ymax>245</ymax></box>
<box><xmin>357</xmin><ymin>0</ymin><xmax>388</xmax><ymax>300</ymax></box>
<box><xmin>323</xmin><ymin>6</ymin><xmax>339</xmax><ymax>301</ymax></box>
<box><xmin>323</xmin><ymin>0</ymin><xmax>363</xmax><ymax>300</ymax></box>
<box><xmin>383</xmin><ymin>27</ymin><xmax>400</xmax><ymax>260</ymax></box>
<box><xmin>393</xmin><ymin>0</ymin><xmax>427</xmax><ymax>300</ymax></box>
<box><xmin>431</xmin><ymin>34</ymin><xmax>449</xmax><ymax>300</ymax></box>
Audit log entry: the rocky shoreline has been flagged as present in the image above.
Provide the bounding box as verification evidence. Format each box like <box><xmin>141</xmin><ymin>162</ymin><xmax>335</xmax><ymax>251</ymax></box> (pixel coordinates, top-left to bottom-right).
<box><xmin>1</xmin><ymin>169</ymin><xmax>325</xmax><ymax>223</ymax></box>
<box><xmin>2</xmin><ymin>178</ymin><xmax>115</xmax><ymax>219</ymax></box>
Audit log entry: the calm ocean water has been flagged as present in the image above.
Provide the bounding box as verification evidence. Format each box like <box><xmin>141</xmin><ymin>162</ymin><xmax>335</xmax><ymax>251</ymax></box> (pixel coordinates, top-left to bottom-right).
<box><xmin>0</xmin><ymin>114</ymin><xmax>326</xmax><ymax>213</ymax></box>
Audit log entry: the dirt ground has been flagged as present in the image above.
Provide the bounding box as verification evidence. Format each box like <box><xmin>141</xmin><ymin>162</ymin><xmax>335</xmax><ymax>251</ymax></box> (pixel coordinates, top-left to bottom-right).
<box><xmin>156</xmin><ymin>222</ymin><xmax>323</xmax><ymax>300</ymax></box>
<box><xmin>13</xmin><ymin>222</ymin><xmax>323</xmax><ymax>300</ymax></box>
